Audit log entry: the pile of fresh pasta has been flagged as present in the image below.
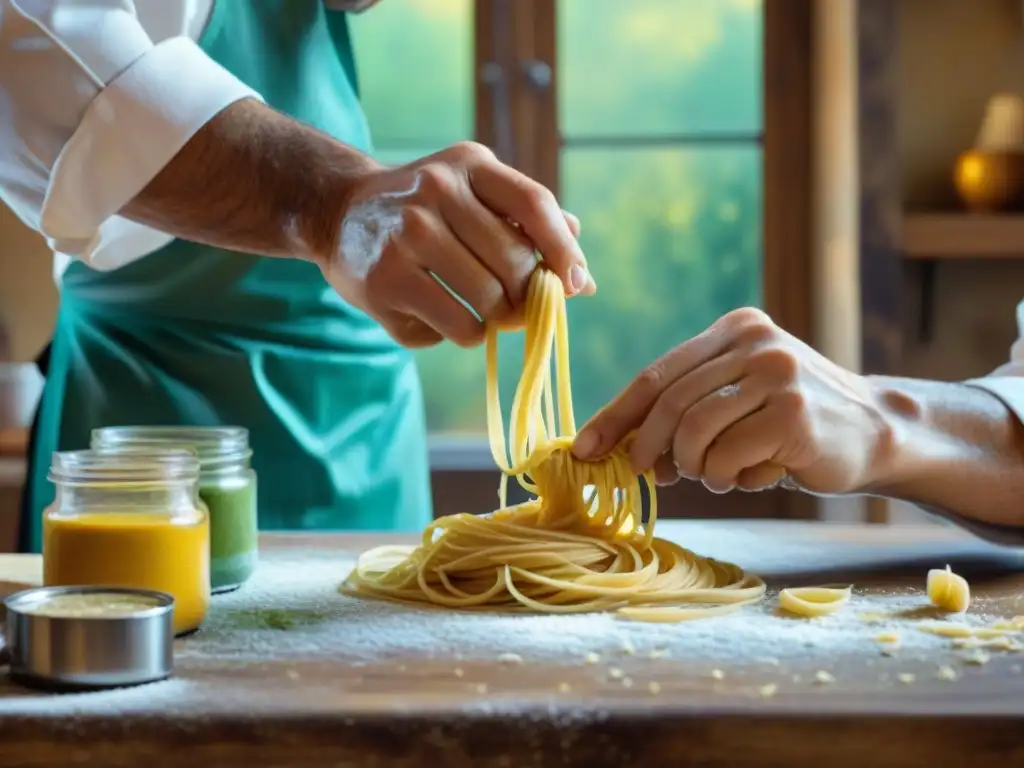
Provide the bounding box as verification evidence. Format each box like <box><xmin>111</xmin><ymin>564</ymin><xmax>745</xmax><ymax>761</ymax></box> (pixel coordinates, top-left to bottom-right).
<box><xmin>341</xmin><ymin>268</ymin><xmax>766</xmax><ymax>621</ymax></box>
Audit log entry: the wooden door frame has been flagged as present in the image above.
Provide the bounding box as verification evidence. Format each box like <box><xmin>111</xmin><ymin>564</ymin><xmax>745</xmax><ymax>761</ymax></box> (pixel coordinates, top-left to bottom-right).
<box><xmin>434</xmin><ymin>0</ymin><xmax>817</xmax><ymax>521</ymax></box>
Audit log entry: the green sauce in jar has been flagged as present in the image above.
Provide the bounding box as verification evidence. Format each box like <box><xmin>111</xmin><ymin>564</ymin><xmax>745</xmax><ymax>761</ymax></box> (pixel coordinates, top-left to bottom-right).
<box><xmin>197</xmin><ymin>472</ymin><xmax>258</xmax><ymax>590</ymax></box>
<box><xmin>91</xmin><ymin>426</ymin><xmax>258</xmax><ymax>593</ymax></box>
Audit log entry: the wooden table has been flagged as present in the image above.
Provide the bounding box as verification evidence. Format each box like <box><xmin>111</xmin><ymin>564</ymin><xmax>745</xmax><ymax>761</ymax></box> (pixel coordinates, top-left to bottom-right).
<box><xmin>1</xmin><ymin>521</ymin><xmax>1024</xmax><ymax>767</ymax></box>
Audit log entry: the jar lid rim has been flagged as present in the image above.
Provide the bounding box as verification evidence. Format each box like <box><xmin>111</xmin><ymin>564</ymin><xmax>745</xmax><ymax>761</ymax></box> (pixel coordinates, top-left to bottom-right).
<box><xmin>91</xmin><ymin>426</ymin><xmax>250</xmax><ymax>463</ymax></box>
<box><xmin>49</xmin><ymin>448</ymin><xmax>201</xmax><ymax>484</ymax></box>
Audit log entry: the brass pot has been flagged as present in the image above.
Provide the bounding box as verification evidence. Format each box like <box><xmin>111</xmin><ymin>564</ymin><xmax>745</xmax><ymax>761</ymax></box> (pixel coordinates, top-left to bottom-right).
<box><xmin>953</xmin><ymin>149</ymin><xmax>1024</xmax><ymax>212</ymax></box>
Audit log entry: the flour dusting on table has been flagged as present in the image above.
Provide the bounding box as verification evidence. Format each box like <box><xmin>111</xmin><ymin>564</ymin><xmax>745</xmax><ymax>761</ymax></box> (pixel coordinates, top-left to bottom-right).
<box><xmin>173</xmin><ymin>549</ymin><xmax>995</xmax><ymax>666</ymax></box>
<box><xmin>0</xmin><ymin>536</ymin><xmax>1016</xmax><ymax>720</ymax></box>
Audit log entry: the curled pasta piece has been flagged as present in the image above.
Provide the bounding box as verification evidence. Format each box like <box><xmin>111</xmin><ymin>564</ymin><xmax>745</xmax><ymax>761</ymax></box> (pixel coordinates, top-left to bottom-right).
<box><xmin>777</xmin><ymin>585</ymin><xmax>852</xmax><ymax>618</ymax></box>
<box><xmin>927</xmin><ymin>565</ymin><xmax>970</xmax><ymax>613</ymax></box>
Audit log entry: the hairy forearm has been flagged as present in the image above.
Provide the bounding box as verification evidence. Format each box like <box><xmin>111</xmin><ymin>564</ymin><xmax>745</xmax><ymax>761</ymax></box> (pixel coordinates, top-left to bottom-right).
<box><xmin>865</xmin><ymin>376</ymin><xmax>1024</xmax><ymax>526</ymax></box>
<box><xmin>121</xmin><ymin>98</ymin><xmax>380</xmax><ymax>262</ymax></box>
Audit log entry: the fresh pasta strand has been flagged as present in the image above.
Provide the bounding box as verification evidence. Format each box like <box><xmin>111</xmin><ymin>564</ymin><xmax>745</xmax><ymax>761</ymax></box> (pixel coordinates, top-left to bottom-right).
<box><xmin>341</xmin><ymin>269</ymin><xmax>766</xmax><ymax>619</ymax></box>
<box><xmin>777</xmin><ymin>585</ymin><xmax>852</xmax><ymax>618</ymax></box>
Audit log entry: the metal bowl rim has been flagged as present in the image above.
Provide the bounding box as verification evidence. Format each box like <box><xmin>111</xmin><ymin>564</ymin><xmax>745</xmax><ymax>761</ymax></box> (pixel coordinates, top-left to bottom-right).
<box><xmin>4</xmin><ymin>585</ymin><xmax>175</xmax><ymax>620</ymax></box>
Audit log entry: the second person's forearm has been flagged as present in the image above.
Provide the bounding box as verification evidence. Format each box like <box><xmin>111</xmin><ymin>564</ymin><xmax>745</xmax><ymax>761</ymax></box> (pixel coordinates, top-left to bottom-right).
<box><xmin>863</xmin><ymin>376</ymin><xmax>1024</xmax><ymax>527</ymax></box>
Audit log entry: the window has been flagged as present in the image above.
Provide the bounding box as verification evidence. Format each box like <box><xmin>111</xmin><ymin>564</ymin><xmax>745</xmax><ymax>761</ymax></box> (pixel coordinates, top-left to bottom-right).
<box><xmin>351</xmin><ymin>0</ymin><xmax>812</xmax><ymax>518</ymax></box>
<box><xmin>350</xmin><ymin>0</ymin><xmax>473</xmax><ymax>166</ymax></box>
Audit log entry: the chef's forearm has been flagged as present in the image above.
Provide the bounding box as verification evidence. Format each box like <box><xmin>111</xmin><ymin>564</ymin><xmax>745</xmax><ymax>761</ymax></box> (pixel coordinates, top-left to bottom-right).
<box><xmin>121</xmin><ymin>98</ymin><xmax>380</xmax><ymax>262</ymax></box>
<box><xmin>863</xmin><ymin>376</ymin><xmax>1024</xmax><ymax>527</ymax></box>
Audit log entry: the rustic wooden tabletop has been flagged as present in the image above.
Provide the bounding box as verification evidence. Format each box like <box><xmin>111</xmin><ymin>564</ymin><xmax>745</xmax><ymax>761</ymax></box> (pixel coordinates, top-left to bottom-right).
<box><xmin>1</xmin><ymin>520</ymin><xmax>1023</xmax><ymax>767</ymax></box>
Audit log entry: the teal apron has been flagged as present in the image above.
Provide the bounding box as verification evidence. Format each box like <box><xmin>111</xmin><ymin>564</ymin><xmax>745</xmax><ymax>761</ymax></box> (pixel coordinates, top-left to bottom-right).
<box><xmin>21</xmin><ymin>0</ymin><xmax>432</xmax><ymax>552</ymax></box>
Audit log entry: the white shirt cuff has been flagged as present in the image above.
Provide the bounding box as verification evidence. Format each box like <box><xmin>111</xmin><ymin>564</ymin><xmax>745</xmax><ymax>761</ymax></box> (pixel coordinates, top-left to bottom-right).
<box><xmin>40</xmin><ymin>36</ymin><xmax>263</xmax><ymax>268</ymax></box>
<box><xmin>916</xmin><ymin>503</ymin><xmax>1024</xmax><ymax>547</ymax></box>
<box><xmin>963</xmin><ymin>375</ymin><xmax>1024</xmax><ymax>426</ymax></box>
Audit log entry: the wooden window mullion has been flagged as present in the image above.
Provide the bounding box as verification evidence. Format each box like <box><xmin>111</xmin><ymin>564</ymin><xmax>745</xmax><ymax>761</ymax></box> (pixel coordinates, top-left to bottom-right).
<box><xmin>763</xmin><ymin>0</ymin><xmax>813</xmax><ymax>346</ymax></box>
<box><xmin>474</xmin><ymin>0</ymin><xmax>498</xmax><ymax>154</ymax></box>
<box><xmin>527</xmin><ymin>0</ymin><xmax>559</xmax><ymax>196</ymax></box>
<box><xmin>763</xmin><ymin>0</ymin><xmax>817</xmax><ymax>520</ymax></box>
<box><xmin>475</xmin><ymin>0</ymin><xmax>559</xmax><ymax>192</ymax></box>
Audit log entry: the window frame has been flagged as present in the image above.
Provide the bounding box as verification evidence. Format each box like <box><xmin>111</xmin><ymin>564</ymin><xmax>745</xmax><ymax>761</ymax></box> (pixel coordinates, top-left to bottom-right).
<box><xmin>428</xmin><ymin>0</ymin><xmax>816</xmax><ymax>521</ymax></box>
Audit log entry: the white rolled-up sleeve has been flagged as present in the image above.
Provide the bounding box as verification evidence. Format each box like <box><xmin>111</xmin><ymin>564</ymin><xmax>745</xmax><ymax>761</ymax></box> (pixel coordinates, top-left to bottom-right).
<box><xmin>965</xmin><ymin>300</ymin><xmax>1024</xmax><ymax>422</ymax></box>
<box><xmin>0</xmin><ymin>0</ymin><xmax>263</xmax><ymax>270</ymax></box>
<box><xmin>944</xmin><ymin>299</ymin><xmax>1024</xmax><ymax>545</ymax></box>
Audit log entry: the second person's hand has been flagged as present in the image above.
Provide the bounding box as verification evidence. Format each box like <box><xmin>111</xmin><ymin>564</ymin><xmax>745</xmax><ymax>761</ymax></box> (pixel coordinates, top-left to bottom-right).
<box><xmin>319</xmin><ymin>141</ymin><xmax>594</xmax><ymax>348</ymax></box>
<box><xmin>571</xmin><ymin>308</ymin><xmax>894</xmax><ymax>496</ymax></box>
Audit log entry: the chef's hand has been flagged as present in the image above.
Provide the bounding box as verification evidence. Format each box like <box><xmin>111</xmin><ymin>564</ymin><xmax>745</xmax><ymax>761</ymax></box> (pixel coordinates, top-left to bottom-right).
<box><xmin>322</xmin><ymin>142</ymin><xmax>593</xmax><ymax>349</ymax></box>
<box><xmin>571</xmin><ymin>308</ymin><xmax>891</xmax><ymax>495</ymax></box>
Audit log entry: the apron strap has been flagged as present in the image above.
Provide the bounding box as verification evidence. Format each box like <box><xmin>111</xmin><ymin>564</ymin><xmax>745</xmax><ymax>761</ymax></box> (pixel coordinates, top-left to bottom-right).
<box><xmin>20</xmin><ymin>314</ymin><xmax>72</xmax><ymax>554</ymax></box>
<box><xmin>17</xmin><ymin>343</ymin><xmax>51</xmax><ymax>553</ymax></box>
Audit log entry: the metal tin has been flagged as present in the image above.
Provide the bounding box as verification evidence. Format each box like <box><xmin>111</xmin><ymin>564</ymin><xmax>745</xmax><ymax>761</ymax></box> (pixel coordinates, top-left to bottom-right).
<box><xmin>4</xmin><ymin>586</ymin><xmax>175</xmax><ymax>691</ymax></box>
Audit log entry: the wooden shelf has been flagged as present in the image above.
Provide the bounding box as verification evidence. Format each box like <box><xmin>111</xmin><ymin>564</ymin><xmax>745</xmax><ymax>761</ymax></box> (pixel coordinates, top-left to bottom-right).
<box><xmin>903</xmin><ymin>213</ymin><xmax>1024</xmax><ymax>259</ymax></box>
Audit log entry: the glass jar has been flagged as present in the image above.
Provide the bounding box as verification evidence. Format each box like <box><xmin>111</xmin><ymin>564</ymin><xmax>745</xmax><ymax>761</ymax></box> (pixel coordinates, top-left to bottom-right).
<box><xmin>43</xmin><ymin>449</ymin><xmax>210</xmax><ymax>636</ymax></box>
<box><xmin>91</xmin><ymin>426</ymin><xmax>258</xmax><ymax>593</ymax></box>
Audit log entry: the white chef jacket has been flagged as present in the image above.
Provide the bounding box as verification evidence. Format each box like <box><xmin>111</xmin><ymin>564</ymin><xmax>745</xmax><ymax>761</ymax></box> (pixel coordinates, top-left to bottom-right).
<box><xmin>965</xmin><ymin>302</ymin><xmax>1024</xmax><ymax>425</ymax></box>
<box><xmin>3</xmin><ymin>2</ymin><xmax>1024</xmax><ymax>541</ymax></box>
<box><xmin>0</xmin><ymin>0</ymin><xmax>260</xmax><ymax>278</ymax></box>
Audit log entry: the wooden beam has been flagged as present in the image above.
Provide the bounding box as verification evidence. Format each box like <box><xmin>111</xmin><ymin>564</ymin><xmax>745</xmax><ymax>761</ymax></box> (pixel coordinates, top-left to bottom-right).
<box><xmin>811</xmin><ymin>0</ymin><xmax>860</xmax><ymax>373</ymax></box>
<box><xmin>857</xmin><ymin>0</ymin><xmax>903</xmax><ymax>382</ymax></box>
<box><xmin>531</xmin><ymin>0</ymin><xmax>559</xmax><ymax>195</ymax></box>
<box><xmin>810</xmin><ymin>0</ymin><xmax>864</xmax><ymax>523</ymax></box>
<box><xmin>763</xmin><ymin>0</ymin><xmax>818</xmax><ymax>520</ymax></box>
<box><xmin>856</xmin><ymin>0</ymin><xmax>903</xmax><ymax>524</ymax></box>
<box><xmin>474</xmin><ymin>0</ymin><xmax>497</xmax><ymax>152</ymax></box>
<box><xmin>763</xmin><ymin>0</ymin><xmax>814</xmax><ymax>348</ymax></box>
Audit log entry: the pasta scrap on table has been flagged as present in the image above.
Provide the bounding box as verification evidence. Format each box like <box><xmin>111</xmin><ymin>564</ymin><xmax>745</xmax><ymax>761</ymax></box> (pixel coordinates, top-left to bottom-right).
<box><xmin>917</xmin><ymin>623</ymin><xmax>1008</xmax><ymax>639</ymax></box>
<box><xmin>936</xmin><ymin>665</ymin><xmax>958</xmax><ymax>681</ymax></box>
<box><xmin>927</xmin><ymin>565</ymin><xmax>970</xmax><ymax>613</ymax></box>
<box><xmin>757</xmin><ymin>683</ymin><xmax>778</xmax><ymax>698</ymax></box>
<box><xmin>957</xmin><ymin>636</ymin><xmax>1024</xmax><ymax>652</ymax></box>
<box><xmin>961</xmin><ymin>650</ymin><xmax>992</xmax><ymax>666</ymax></box>
<box><xmin>777</xmin><ymin>585</ymin><xmax>853</xmax><ymax>618</ymax></box>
